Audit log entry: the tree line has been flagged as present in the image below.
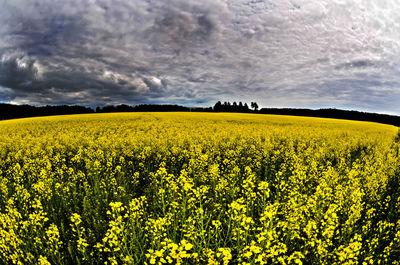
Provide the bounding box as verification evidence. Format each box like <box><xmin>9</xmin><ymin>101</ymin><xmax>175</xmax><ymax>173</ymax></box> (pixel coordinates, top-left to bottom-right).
<box><xmin>0</xmin><ymin>104</ymin><xmax>94</xmax><ymax>120</ymax></box>
<box><xmin>0</xmin><ymin>103</ymin><xmax>213</xmax><ymax>120</ymax></box>
<box><xmin>213</xmin><ymin>101</ymin><xmax>258</xmax><ymax>112</ymax></box>
<box><xmin>1</xmin><ymin>102</ymin><xmax>399</xmax><ymax>126</ymax></box>
<box><xmin>96</xmin><ymin>104</ymin><xmax>212</xmax><ymax>113</ymax></box>
<box><xmin>259</xmin><ymin>108</ymin><xmax>400</xmax><ymax>127</ymax></box>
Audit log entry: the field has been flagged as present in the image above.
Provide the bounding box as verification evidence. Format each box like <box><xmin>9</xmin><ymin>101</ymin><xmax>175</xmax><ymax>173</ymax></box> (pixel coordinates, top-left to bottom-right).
<box><xmin>0</xmin><ymin>112</ymin><xmax>399</xmax><ymax>265</ymax></box>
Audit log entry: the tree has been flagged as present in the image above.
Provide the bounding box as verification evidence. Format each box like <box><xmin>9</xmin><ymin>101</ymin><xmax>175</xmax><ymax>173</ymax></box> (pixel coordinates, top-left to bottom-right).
<box><xmin>244</xmin><ymin>103</ymin><xmax>249</xmax><ymax>112</ymax></box>
<box><xmin>232</xmin><ymin>102</ymin><xmax>238</xmax><ymax>112</ymax></box>
<box><xmin>251</xmin><ymin>102</ymin><xmax>259</xmax><ymax>112</ymax></box>
<box><xmin>213</xmin><ymin>101</ymin><xmax>222</xmax><ymax>112</ymax></box>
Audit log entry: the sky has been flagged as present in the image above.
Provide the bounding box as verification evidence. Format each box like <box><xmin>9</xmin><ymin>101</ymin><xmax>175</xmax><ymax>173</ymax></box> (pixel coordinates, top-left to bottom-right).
<box><xmin>0</xmin><ymin>0</ymin><xmax>400</xmax><ymax>114</ymax></box>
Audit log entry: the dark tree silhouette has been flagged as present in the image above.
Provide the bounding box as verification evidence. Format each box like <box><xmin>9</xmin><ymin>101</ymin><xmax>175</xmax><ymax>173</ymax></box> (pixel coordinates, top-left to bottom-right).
<box><xmin>212</xmin><ymin>101</ymin><xmax>250</xmax><ymax>112</ymax></box>
<box><xmin>96</xmin><ymin>104</ymin><xmax>135</xmax><ymax>113</ymax></box>
<box><xmin>0</xmin><ymin>104</ymin><xmax>94</xmax><ymax>120</ymax></box>
<box><xmin>251</xmin><ymin>102</ymin><xmax>259</xmax><ymax>111</ymax></box>
<box><xmin>232</xmin><ymin>102</ymin><xmax>238</xmax><ymax>112</ymax></box>
<box><xmin>259</xmin><ymin>108</ymin><xmax>400</xmax><ymax>127</ymax></box>
<box><xmin>213</xmin><ymin>101</ymin><xmax>222</xmax><ymax>112</ymax></box>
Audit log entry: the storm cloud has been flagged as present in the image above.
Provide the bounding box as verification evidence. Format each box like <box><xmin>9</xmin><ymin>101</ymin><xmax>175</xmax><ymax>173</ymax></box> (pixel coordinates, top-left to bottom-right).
<box><xmin>0</xmin><ymin>0</ymin><xmax>400</xmax><ymax>113</ymax></box>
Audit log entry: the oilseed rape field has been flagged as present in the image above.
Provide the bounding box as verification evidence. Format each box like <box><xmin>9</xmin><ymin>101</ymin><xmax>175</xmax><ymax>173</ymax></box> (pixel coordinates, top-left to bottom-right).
<box><xmin>0</xmin><ymin>112</ymin><xmax>399</xmax><ymax>265</ymax></box>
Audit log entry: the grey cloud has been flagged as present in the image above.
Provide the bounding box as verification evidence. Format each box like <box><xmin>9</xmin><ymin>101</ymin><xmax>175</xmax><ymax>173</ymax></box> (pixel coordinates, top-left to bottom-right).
<box><xmin>0</xmin><ymin>0</ymin><xmax>400</xmax><ymax>113</ymax></box>
<box><xmin>0</xmin><ymin>53</ymin><xmax>41</xmax><ymax>89</ymax></box>
<box><xmin>152</xmin><ymin>11</ymin><xmax>215</xmax><ymax>44</ymax></box>
<box><xmin>335</xmin><ymin>60</ymin><xmax>377</xmax><ymax>70</ymax></box>
<box><xmin>0</xmin><ymin>53</ymin><xmax>168</xmax><ymax>105</ymax></box>
<box><xmin>11</xmin><ymin>16</ymin><xmax>87</xmax><ymax>57</ymax></box>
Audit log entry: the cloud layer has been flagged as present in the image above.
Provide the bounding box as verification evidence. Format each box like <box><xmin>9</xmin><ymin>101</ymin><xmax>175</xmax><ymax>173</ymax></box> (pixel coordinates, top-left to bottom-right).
<box><xmin>0</xmin><ymin>0</ymin><xmax>400</xmax><ymax>113</ymax></box>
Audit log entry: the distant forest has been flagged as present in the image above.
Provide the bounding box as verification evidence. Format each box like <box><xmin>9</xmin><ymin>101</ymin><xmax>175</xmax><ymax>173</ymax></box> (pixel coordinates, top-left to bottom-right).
<box><xmin>1</xmin><ymin>102</ymin><xmax>400</xmax><ymax>127</ymax></box>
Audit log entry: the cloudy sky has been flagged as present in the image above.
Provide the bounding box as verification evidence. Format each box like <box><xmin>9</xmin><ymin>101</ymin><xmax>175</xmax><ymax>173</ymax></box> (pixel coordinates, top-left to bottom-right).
<box><xmin>1</xmin><ymin>0</ymin><xmax>400</xmax><ymax>114</ymax></box>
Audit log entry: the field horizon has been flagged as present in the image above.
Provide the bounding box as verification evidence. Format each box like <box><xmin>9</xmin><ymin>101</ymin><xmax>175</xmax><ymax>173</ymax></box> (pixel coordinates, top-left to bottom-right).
<box><xmin>2</xmin><ymin>103</ymin><xmax>400</xmax><ymax>127</ymax></box>
<box><xmin>1</xmin><ymin>111</ymin><xmax>399</xmax><ymax>129</ymax></box>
